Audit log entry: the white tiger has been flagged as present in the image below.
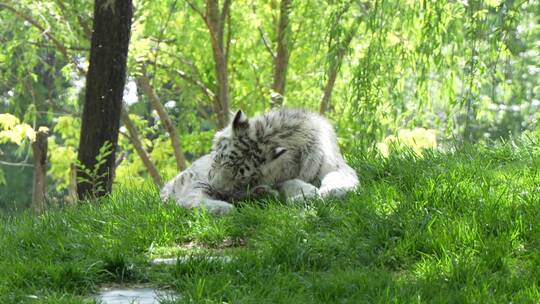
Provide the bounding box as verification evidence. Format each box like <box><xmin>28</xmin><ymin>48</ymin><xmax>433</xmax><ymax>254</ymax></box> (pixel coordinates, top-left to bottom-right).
<box><xmin>160</xmin><ymin>108</ymin><xmax>358</xmax><ymax>214</ymax></box>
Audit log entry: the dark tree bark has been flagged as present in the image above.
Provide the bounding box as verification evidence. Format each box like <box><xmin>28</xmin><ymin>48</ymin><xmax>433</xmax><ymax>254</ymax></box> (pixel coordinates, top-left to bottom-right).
<box><xmin>77</xmin><ymin>0</ymin><xmax>133</xmax><ymax>199</ymax></box>
<box><xmin>270</xmin><ymin>0</ymin><xmax>292</xmax><ymax>107</ymax></box>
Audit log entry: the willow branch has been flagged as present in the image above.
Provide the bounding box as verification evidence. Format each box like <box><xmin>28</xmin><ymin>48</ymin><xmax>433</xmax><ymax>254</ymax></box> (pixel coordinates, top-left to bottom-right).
<box><xmin>175</xmin><ymin>69</ymin><xmax>215</xmax><ymax>99</ymax></box>
<box><xmin>258</xmin><ymin>27</ymin><xmax>276</xmax><ymax>59</ymax></box>
<box><xmin>54</xmin><ymin>0</ymin><xmax>92</xmax><ymax>39</ymax></box>
<box><xmin>174</xmin><ymin>69</ymin><xmax>222</xmax><ymax>125</ymax></box>
<box><xmin>320</xmin><ymin>19</ymin><xmax>360</xmax><ymax>114</ymax></box>
<box><xmin>0</xmin><ymin>3</ymin><xmax>86</xmax><ymax>75</ymax></box>
<box><xmin>151</xmin><ymin>0</ymin><xmax>178</xmax><ymax>81</ymax></box>
<box><xmin>185</xmin><ymin>0</ymin><xmax>207</xmax><ymax>25</ymax></box>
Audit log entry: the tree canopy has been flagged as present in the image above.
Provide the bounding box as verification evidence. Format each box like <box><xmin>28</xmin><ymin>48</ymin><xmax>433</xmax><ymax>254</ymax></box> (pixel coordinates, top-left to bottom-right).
<box><xmin>0</xmin><ymin>0</ymin><xmax>539</xmax><ymax>208</ymax></box>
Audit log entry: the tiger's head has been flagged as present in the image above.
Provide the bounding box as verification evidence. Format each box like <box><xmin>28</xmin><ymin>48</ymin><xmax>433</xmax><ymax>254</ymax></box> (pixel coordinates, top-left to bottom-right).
<box><xmin>206</xmin><ymin>110</ymin><xmax>287</xmax><ymax>201</ymax></box>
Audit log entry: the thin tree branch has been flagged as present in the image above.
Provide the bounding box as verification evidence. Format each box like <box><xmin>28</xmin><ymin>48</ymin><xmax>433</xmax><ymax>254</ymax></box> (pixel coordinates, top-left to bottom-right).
<box><xmin>250</xmin><ymin>3</ymin><xmax>276</xmax><ymax>59</ymax></box>
<box><xmin>152</xmin><ymin>60</ymin><xmax>216</xmax><ymax>102</ymax></box>
<box><xmin>151</xmin><ymin>0</ymin><xmax>179</xmax><ymax>82</ymax></box>
<box><xmin>0</xmin><ymin>3</ymin><xmax>86</xmax><ymax>75</ymax></box>
<box><xmin>159</xmin><ymin>49</ymin><xmax>209</xmax><ymax>84</ymax></box>
<box><xmin>27</xmin><ymin>41</ymin><xmax>89</xmax><ymax>52</ymax></box>
<box><xmin>0</xmin><ymin>160</ymin><xmax>34</xmax><ymax>167</ymax></box>
<box><xmin>148</xmin><ymin>60</ymin><xmax>220</xmax><ymax>126</ymax></box>
<box><xmin>148</xmin><ymin>37</ymin><xmax>177</xmax><ymax>44</ymax></box>
<box><xmin>121</xmin><ymin>109</ymin><xmax>163</xmax><ymax>187</ymax></box>
<box><xmin>137</xmin><ymin>72</ymin><xmax>187</xmax><ymax>171</ymax></box>
<box><xmin>175</xmin><ymin>69</ymin><xmax>216</xmax><ymax>100</ymax></box>
<box><xmin>185</xmin><ymin>0</ymin><xmax>207</xmax><ymax>24</ymax></box>
<box><xmin>320</xmin><ymin>15</ymin><xmax>361</xmax><ymax>115</ymax></box>
<box><xmin>225</xmin><ymin>8</ymin><xmax>232</xmax><ymax>62</ymax></box>
<box><xmin>219</xmin><ymin>0</ymin><xmax>231</xmax><ymax>44</ymax></box>
<box><xmin>195</xmin><ymin>99</ymin><xmax>211</xmax><ymax>119</ymax></box>
<box><xmin>0</xmin><ymin>4</ymin><xmax>67</xmax><ymax>60</ymax></box>
<box><xmin>258</xmin><ymin>27</ymin><xmax>276</xmax><ymax>59</ymax></box>
<box><xmin>176</xmin><ymin>74</ymin><xmax>221</xmax><ymax>129</ymax></box>
<box><xmin>54</xmin><ymin>0</ymin><xmax>92</xmax><ymax>39</ymax></box>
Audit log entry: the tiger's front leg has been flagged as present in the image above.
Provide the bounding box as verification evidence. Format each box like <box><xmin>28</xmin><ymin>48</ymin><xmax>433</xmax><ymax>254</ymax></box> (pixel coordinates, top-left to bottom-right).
<box><xmin>179</xmin><ymin>191</ymin><xmax>235</xmax><ymax>215</ymax></box>
<box><xmin>200</xmin><ymin>197</ymin><xmax>236</xmax><ymax>215</ymax></box>
<box><xmin>318</xmin><ymin>167</ymin><xmax>359</xmax><ymax>199</ymax></box>
<box><xmin>249</xmin><ymin>185</ymin><xmax>280</xmax><ymax>200</ymax></box>
<box><xmin>161</xmin><ymin>169</ymin><xmax>235</xmax><ymax>215</ymax></box>
<box><xmin>278</xmin><ymin>179</ymin><xmax>321</xmax><ymax>202</ymax></box>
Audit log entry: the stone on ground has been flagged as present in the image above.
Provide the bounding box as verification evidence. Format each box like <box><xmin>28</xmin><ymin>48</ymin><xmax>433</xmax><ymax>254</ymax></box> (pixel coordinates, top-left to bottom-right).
<box><xmin>96</xmin><ymin>287</ymin><xmax>176</xmax><ymax>304</ymax></box>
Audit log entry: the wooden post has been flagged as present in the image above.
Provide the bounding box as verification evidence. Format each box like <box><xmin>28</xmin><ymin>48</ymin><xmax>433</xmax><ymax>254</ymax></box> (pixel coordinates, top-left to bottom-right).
<box><xmin>31</xmin><ymin>128</ymin><xmax>49</xmax><ymax>213</ymax></box>
<box><xmin>67</xmin><ymin>163</ymin><xmax>78</xmax><ymax>205</ymax></box>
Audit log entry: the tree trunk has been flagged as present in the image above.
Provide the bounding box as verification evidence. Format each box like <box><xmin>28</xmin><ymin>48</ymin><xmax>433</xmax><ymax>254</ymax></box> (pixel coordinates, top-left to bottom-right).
<box><xmin>270</xmin><ymin>0</ymin><xmax>292</xmax><ymax>107</ymax></box>
<box><xmin>121</xmin><ymin>109</ymin><xmax>163</xmax><ymax>187</ymax></box>
<box><xmin>137</xmin><ymin>75</ymin><xmax>187</xmax><ymax>171</ymax></box>
<box><xmin>206</xmin><ymin>0</ymin><xmax>231</xmax><ymax>128</ymax></box>
<box><xmin>185</xmin><ymin>0</ymin><xmax>231</xmax><ymax>127</ymax></box>
<box><xmin>31</xmin><ymin>128</ymin><xmax>48</xmax><ymax>213</ymax></box>
<box><xmin>319</xmin><ymin>68</ymin><xmax>339</xmax><ymax>114</ymax></box>
<box><xmin>319</xmin><ymin>25</ymin><xmax>357</xmax><ymax>115</ymax></box>
<box><xmin>77</xmin><ymin>0</ymin><xmax>133</xmax><ymax>199</ymax></box>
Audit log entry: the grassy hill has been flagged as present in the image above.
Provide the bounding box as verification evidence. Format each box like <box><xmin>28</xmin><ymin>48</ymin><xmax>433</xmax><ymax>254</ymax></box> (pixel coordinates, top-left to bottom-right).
<box><xmin>1</xmin><ymin>139</ymin><xmax>539</xmax><ymax>303</ymax></box>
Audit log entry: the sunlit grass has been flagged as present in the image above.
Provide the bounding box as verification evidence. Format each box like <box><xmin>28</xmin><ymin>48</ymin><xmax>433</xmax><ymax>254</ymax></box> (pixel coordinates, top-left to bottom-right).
<box><xmin>1</xmin><ymin>139</ymin><xmax>539</xmax><ymax>303</ymax></box>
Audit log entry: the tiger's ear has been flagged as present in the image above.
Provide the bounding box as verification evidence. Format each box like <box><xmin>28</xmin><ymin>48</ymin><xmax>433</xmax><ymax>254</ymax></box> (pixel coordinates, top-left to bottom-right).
<box><xmin>272</xmin><ymin>147</ymin><xmax>287</xmax><ymax>160</ymax></box>
<box><xmin>232</xmin><ymin>110</ymin><xmax>249</xmax><ymax>134</ymax></box>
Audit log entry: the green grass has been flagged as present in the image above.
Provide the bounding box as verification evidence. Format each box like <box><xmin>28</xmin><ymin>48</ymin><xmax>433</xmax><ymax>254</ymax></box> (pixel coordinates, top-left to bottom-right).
<box><xmin>1</xmin><ymin>139</ymin><xmax>540</xmax><ymax>303</ymax></box>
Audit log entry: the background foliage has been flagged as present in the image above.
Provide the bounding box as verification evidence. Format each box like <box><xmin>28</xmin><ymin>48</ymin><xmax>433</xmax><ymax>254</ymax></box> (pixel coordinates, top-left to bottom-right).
<box><xmin>0</xmin><ymin>0</ymin><xmax>539</xmax><ymax>209</ymax></box>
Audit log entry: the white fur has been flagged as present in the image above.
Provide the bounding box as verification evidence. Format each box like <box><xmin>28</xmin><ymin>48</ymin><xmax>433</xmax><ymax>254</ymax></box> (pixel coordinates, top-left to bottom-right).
<box><xmin>160</xmin><ymin>155</ymin><xmax>234</xmax><ymax>215</ymax></box>
<box><xmin>211</xmin><ymin>108</ymin><xmax>359</xmax><ymax>198</ymax></box>
<box><xmin>161</xmin><ymin>108</ymin><xmax>359</xmax><ymax>215</ymax></box>
<box><xmin>279</xmin><ymin>179</ymin><xmax>321</xmax><ymax>202</ymax></box>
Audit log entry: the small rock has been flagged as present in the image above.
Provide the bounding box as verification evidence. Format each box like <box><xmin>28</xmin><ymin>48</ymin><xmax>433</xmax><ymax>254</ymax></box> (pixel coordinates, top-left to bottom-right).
<box><xmin>151</xmin><ymin>255</ymin><xmax>233</xmax><ymax>265</ymax></box>
<box><xmin>96</xmin><ymin>287</ymin><xmax>177</xmax><ymax>304</ymax></box>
